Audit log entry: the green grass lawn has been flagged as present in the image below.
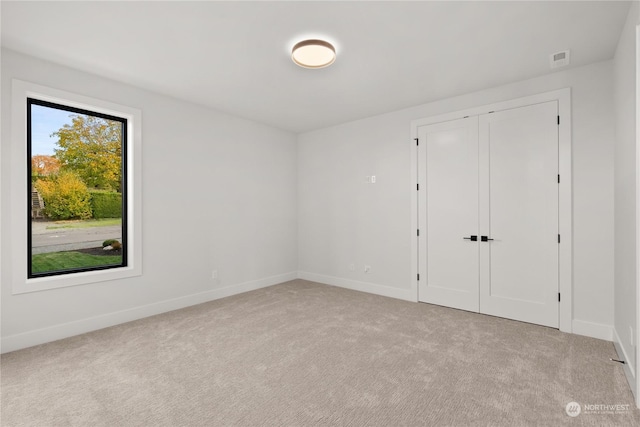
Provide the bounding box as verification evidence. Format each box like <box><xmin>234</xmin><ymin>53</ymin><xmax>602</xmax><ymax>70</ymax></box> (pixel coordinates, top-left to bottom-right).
<box><xmin>31</xmin><ymin>251</ymin><xmax>122</xmax><ymax>274</ymax></box>
<box><xmin>45</xmin><ymin>218</ymin><xmax>121</xmax><ymax>230</ymax></box>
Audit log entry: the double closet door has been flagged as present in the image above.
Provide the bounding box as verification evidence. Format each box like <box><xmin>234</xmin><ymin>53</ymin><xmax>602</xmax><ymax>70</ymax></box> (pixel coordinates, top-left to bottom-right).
<box><xmin>418</xmin><ymin>101</ymin><xmax>560</xmax><ymax>328</ymax></box>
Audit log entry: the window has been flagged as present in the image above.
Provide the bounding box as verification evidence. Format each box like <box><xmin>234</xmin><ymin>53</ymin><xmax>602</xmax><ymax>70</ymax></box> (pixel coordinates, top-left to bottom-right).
<box><xmin>11</xmin><ymin>80</ymin><xmax>142</xmax><ymax>293</ymax></box>
<box><xmin>27</xmin><ymin>99</ymin><xmax>128</xmax><ymax>278</ymax></box>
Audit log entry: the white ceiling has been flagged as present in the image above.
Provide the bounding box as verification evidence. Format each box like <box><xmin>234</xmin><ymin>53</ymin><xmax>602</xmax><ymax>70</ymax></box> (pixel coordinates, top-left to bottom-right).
<box><xmin>1</xmin><ymin>1</ymin><xmax>632</xmax><ymax>133</ymax></box>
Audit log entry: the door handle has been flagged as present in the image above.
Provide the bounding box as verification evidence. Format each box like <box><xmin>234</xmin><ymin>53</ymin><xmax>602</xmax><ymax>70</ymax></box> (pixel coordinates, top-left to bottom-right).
<box><xmin>463</xmin><ymin>235</ymin><xmax>478</xmax><ymax>241</ymax></box>
<box><xmin>481</xmin><ymin>236</ymin><xmax>494</xmax><ymax>242</ymax></box>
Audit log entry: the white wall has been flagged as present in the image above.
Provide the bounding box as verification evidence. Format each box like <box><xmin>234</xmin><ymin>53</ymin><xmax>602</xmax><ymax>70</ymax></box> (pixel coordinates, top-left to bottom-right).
<box><xmin>298</xmin><ymin>60</ymin><xmax>615</xmax><ymax>340</ymax></box>
<box><xmin>613</xmin><ymin>1</ymin><xmax>639</xmax><ymax>399</ymax></box>
<box><xmin>0</xmin><ymin>47</ymin><xmax>624</xmax><ymax>355</ymax></box>
<box><xmin>1</xmin><ymin>49</ymin><xmax>298</xmax><ymax>352</ymax></box>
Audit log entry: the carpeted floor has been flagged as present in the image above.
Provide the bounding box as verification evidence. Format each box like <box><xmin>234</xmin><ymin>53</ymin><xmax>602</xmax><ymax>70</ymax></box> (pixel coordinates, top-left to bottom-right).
<box><xmin>1</xmin><ymin>279</ymin><xmax>638</xmax><ymax>426</ymax></box>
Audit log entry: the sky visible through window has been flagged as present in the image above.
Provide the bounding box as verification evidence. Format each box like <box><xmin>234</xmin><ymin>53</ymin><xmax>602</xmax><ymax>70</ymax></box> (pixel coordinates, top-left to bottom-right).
<box><xmin>30</xmin><ymin>104</ymin><xmax>74</xmax><ymax>156</ymax></box>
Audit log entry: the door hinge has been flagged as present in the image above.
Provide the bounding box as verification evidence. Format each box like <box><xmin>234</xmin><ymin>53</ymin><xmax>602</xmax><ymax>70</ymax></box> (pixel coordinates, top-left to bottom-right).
<box><xmin>417</xmin><ymin>273</ymin><xmax>420</xmax><ymax>281</ymax></box>
<box><xmin>417</xmin><ymin>229</ymin><xmax>420</xmax><ymax>236</ymax></box>
<box><xmin>557</xmin><ymin>115</ymin><xmax>560</xmax><ymax>125</ymax></box>
<box><xmin>558</xmin><ymin>234</ymin><xmax>561</xmax><ymax>243</ymax></box>
<box><xmin>417</xmin><ymin>183</ymin><xmax>419</xmax><ymax>191</ymax></box>
<box><xmin>414</xmin><ymin>138</ymin><xmax>419</xmax><ymax>146</ymax></box>
<box><xmin>558</xmin><ymin>174</ymin><xmax>560</xmax><ymax>183</ymax></box>
<box><xmin>558</xmin><ymin>293</ymin><xmax>561</xmax><ymax>302</ymax></box>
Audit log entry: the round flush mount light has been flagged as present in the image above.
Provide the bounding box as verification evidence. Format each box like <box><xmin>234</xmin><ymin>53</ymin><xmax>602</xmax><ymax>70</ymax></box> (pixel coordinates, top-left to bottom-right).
<box><xmin>291</xmin><ymin>39</ymin><xmax>336</xmax><ymax>69</ymax></box>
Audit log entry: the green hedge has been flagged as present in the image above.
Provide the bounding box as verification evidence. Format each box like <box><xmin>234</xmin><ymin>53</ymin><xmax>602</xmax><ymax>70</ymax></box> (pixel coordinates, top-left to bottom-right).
<box><xmin>89</xmin><ymin>191</ymin><xmax>122</xmax><ymax>219</ymax></box>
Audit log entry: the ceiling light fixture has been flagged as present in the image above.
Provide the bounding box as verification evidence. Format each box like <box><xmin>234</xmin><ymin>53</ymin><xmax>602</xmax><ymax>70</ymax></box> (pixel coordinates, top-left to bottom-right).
<box><xmin>291</xmin><ymin>39</ymin><xmax>336</xmax><ymax>69</ymax></box>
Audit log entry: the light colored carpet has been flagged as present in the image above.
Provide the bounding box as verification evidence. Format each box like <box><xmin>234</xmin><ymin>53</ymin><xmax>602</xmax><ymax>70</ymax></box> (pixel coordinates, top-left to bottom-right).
<box><xmin>1</xmin><ymin>279</ymin><xmax>638</xmax><ymax>426</ymax></box>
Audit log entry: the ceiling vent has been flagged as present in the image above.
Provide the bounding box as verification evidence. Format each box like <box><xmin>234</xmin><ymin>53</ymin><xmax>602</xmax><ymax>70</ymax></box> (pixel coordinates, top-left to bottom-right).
<box><xmin>550</xmin><ymin>50</ymin><xmax>571</xmax><ymax>69</ymax></box>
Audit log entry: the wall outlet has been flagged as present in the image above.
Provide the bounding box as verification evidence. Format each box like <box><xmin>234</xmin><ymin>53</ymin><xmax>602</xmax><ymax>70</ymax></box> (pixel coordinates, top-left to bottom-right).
<box><xmin>371</xmin><ymin>175</ymin><xmax>376</xmax><ymax>183</ymax></box>
<box><xmin>211</xmin><ymin>270</ymin><xmax>218</xmax><ymax>280</ymax></box>
<box><xmin>364</xmin><ymin>265</ymin><xmax>371</xmax><ymax>273</ymax></box>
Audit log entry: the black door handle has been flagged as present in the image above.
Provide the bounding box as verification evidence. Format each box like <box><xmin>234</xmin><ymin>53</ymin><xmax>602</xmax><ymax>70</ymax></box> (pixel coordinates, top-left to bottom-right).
<box><xmin>463</xmin><ymin>235</ymin><xmax>478</xmax><ymax>241</ymax></box>
<box><xmin>481</xmin><ymin>236</ymin><xmax>494</xmax><ymax>242</ymax></box>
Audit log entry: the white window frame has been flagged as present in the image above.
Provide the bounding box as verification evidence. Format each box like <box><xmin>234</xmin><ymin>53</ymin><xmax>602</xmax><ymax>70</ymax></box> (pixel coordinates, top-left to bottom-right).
<box><xmin>11</xmin><ymin>79</ymin><xmax>142</xmax><ymax>294</ymax></box>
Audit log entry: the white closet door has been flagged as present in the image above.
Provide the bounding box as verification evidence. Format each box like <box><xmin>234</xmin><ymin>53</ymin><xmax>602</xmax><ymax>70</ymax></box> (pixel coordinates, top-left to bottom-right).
<box><xmin>479</xmin><ymin>101</ymin><xmax>559</xmax><ymax>327</ymax></box>
<box><xmin>419</xmin><ymin>116</ymin><xmax>479</xmax><ymax>312</ymax></box>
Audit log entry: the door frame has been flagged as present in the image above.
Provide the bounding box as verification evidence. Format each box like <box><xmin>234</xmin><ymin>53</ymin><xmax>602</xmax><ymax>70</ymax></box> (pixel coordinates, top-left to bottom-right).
<box><xmin>635</xmin><ymin>24</ymin><xmax>640</xmax><ymax>408</ymax></box>
<box><xmin>410</xmin><ymin>88</ymin><xmax>572</xmax><ymax>333</ymax></box>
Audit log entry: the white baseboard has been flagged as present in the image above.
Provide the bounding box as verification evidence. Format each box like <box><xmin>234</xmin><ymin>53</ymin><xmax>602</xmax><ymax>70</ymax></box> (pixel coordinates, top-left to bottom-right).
<box><xmin>297</xmin><ymin>271</ymin><xmax>416</xmax><ymax>302</ymax></box>
<box><xmin>613</xmin><ymin>327</ymin><xmax>637</xmax><ymax>397</ymax></box>
<box><xmin>0</xmin><ymin>271</ymin><xmax>297</xmax><ymax>354</ymax></box>
<box><xmin>572</xmin><ymin>319</ymin><xmax>613</xmax><ymax>341</ymax></box>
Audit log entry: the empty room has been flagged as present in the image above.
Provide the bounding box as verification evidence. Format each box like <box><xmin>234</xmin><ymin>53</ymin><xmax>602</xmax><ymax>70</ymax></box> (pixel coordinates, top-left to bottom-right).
<box><xmin>1</xmin><ymin>1</ymin><xmax>640</xmax><ymax>425</ymax></box>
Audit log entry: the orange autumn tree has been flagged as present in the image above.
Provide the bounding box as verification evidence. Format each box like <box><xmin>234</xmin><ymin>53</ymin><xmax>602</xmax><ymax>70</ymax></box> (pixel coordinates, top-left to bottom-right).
<box><xmin>31</xmin><ymin>155</ymin><xmax>60</xmax><ymax>177</ymax></box>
